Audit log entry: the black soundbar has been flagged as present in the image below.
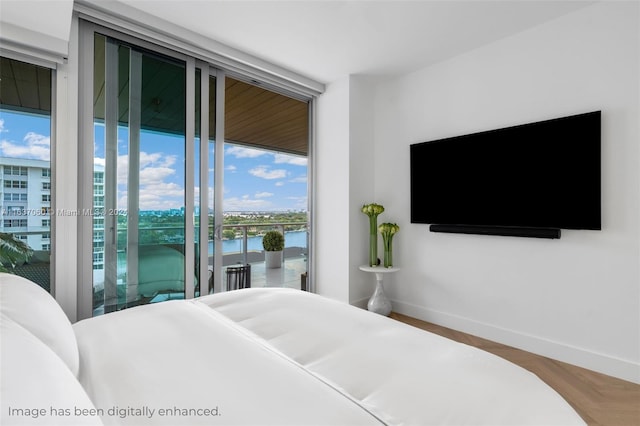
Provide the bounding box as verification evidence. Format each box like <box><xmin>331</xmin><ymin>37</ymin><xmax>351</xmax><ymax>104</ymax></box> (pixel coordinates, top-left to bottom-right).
<box><xmin>429</xmin><ymin>224</ymin><xmax>561</xmax><ymax>239</ymax></box>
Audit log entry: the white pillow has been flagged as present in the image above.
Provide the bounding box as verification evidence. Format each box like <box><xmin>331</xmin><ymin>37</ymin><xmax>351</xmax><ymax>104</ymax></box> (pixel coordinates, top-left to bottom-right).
<box><xmin>0</xmin><ymin>273</ymin><xmax>79</xmax><ymax>377</ymax></box>
<box><xmin>0</xmin><ymin>315</ymin><xmax>103</xmax><ymax>426</ymax></box>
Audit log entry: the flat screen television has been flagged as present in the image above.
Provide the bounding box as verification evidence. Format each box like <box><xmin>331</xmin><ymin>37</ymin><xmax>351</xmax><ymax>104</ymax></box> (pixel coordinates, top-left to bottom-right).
<box><xmin>410</xmin><ymin>111</ymin><xmax>601</xmax><ymax>238</ymax></box>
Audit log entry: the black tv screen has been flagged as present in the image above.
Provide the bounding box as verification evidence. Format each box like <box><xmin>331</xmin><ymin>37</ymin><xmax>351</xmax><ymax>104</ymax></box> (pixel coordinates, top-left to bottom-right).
<box><xmin>410</xmin><ymin>111</ymin><xmax>601</xmax><ymax>236</ymax></box>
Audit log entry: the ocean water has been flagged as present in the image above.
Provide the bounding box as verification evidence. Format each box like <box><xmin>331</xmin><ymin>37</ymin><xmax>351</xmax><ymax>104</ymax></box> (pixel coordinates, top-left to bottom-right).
<box><xmin>210</xmin><ymin>230</ymin><xmax>307</xmax><ymax>254</ymax></box>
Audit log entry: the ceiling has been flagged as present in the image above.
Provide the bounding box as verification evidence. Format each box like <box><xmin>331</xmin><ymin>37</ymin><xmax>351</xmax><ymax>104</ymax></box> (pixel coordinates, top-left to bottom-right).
<box><xmin>115</xmin><ymin>0</ymin><xmax>596</xmax><ymax>84</ymax></box>
<box><xmin>1</xmin><ymin>0</ymin><xmax>596</xmax><ymax>157</ymax></box>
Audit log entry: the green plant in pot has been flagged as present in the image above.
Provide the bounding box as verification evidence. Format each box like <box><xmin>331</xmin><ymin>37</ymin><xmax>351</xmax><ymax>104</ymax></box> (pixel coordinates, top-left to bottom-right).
<box><xmin>263</xmin><ymin>230</ymin><xmax>284</xmax><ymax>269</ymax></box>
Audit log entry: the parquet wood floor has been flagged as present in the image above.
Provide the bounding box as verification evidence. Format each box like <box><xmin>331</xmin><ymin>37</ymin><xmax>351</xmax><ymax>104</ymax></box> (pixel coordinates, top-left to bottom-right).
<box><xmin>391</xmin><ymin>312</ymin><xmax>640</xmax><ymax>426</ymax></box>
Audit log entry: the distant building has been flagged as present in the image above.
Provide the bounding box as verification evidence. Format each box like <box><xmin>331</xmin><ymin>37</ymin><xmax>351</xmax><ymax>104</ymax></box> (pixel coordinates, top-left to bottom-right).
<box><xmin>0</xmin><ymin>157</ymin><xmax>51</xmax><ymax>253</ymax></box>
<box><xmin>0</xmin><ymin>157</ymin><xmax>105</xmax><ymax>271</ymax></box>
<box><xmin>93</xmin><ymin>165</ymin><xmax>105</xmax><ymax>271</ymax></box>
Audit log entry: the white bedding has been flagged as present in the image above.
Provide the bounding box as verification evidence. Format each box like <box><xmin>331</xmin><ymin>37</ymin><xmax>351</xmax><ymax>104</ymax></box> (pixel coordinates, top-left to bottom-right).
<box><xmin>73</xmin><ymin>298</ymin><xmax>382</xmax><ymax>425</ymax></box>
<box><xmin>198</xmin><ymin>288</ymin><xmax>586</xmax><ymax>425</ymax></box>
<box><xmin>74</xmin><ymin>288</ymin><xmax>585</xmax><ymax>426</ymax></box>
<box><xmin>1</xmin><ymin>274</ymin><xmax>586</xmax><ymax>426</ymax></box>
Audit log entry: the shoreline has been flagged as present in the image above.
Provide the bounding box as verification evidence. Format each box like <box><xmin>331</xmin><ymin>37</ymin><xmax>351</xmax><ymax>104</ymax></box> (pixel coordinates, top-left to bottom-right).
<box><xmin>211</xmin><ymin>246</ymin><xmax>307</xmax><ymax>266</ymax></box>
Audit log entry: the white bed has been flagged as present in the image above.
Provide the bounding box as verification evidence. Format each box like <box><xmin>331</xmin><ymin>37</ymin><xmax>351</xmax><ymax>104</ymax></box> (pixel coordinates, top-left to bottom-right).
<box><xmin>1</xmin><ymin>273</ymin><xmax>586</xmax><ymax>425</ymax></box>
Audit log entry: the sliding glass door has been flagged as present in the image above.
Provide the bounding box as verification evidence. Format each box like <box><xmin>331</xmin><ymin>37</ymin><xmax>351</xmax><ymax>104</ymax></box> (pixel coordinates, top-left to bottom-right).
<box><xmin>221</xmin><ymin>77</ymin><xmax>309</xmax><ymax>290</ymax></box>
<box><xmin>79</xmin><ymin>21</ymin><xmax>311</xmax><ymax>319</ymax></box>
<box><xmin>91</xmin><ymin>34</ymin><xmax>190</xmax><ymax>314</ymax></box>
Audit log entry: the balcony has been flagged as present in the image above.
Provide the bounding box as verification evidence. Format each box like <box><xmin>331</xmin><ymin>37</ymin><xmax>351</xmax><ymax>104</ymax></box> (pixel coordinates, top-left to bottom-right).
<box><xmin>90</xmin><ymin>222</ymin><xmax>308</xmax><ymax>315</ymax></box>
<box><xmin>212</xmin><ymin>222</ymin><xmax>308</xmax><ymax>292</ymax></box>
<box><xmin>4</xmin><ymin>221</ymin><xmax>308</xmax><ymax>316</ymax></box>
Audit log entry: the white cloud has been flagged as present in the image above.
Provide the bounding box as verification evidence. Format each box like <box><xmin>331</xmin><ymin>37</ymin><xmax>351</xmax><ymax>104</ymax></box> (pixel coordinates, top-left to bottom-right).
<box><xmin>0</xmin><ymin>119</ymin><xmax>6</xmax><ymax>133</ymax></box>
<box><xmin>26</xmin><ymin>132</ymin><xmax>50</xmax><ymax>146</ymax></box>
<box><xmin>97</xmin><ymin>151</ymin><xmax>183</xmax><ymax>210</ymax></box>
<box><xmin>139</xmin><ymin>181</ymin><xmax>184</xmax><ymax>210</ymax></box>
<box><xmin>226</xmin><ymin>146</ymin><xmax>268</xmax><ymax>158</ymax></box>
<box><xmin>139</xmin><ymin>166</ymin><xmax>175</xmax><ymax>185</ymax></box>
<box><xmin>249</xmin><ymin>165</ymin><xmax>287</xmax><ymax>180</ymax></box>
<box><xmin>225</xmin><ymin>165</ymin><xmax>237</xmax><ymax>172</ymax></box>
<box><xmin>223</xmin><ymin>196</ymin><xmax>272</xmax><ymax>211</ymax></box>
<box><xmin>274</xmin><ymin>153</ymin><xmax>307</xmax><ymax>166</ymax></box>
<box><xmin>255</xmin><ymin>191</ymin><xmax>273</xmax><ymax>198</ymax></box>
<box><xmin>116</xmin><ymin>156</ymin><xmax>129</xmax><ymax>185</ymax></box>
<box><xmin>289</xmin><ymin>175</ymin><xmax>307</xmax><ymax>184</ymax></box>
<box><xmin>116</xmin><ymin>152</ymin><xmax>177</xmax><ymax>185</ymax></box>
<box><xmin>287</xmin><ymin>195</ymin><xmax>308</xmax><ymax>210</ymax></box>
<box><xmin>0</xmin><ymin>132</ymin><xmax>50</xmax><ymax>161</ymax></box>
<box><xmin>118</xmin><ymin>194</ymin><xmax>128</xmax><ymax>209</ymax></box>
<box><xmin>275</xmin><ymin>181</ymin><xmax>285</xmax><ymax>187</ymax></box>
<box><xmin>140</xmin><ymin>152</ymin><xmax>176</xmax><ymax>168</ymax></box>
<box><xmin>142</xmin><ymin>181</ymin><xmax>183</xmax><ymax>196</ymax></box>
<box><xmin>120</xmin><ymin>181</ymin><xmax>185</xmax><ymax>211</ymax></box>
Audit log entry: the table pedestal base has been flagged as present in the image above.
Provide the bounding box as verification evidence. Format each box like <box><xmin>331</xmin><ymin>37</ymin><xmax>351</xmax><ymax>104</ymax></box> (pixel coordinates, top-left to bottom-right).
<box><xmin>368</xmin><ymin>280</ymin><xmax>391</xmax><ymax>316</ymax></box>
<box><xmin>359</xmin><ymin>265</ymin><xmax>399</xmax><ymax>317</ymax></box>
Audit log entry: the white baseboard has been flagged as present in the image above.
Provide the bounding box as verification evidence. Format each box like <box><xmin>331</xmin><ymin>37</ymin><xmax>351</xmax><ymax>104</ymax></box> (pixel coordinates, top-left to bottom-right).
<box><xmin>392</xmin><ymin>299</ymin><xmax>640</xmax><ymax>385</ymax></box>
<box><xmin>350</xmin><ymin>296</ymin><xmax>369</xmax><ymax>310</ymax></box>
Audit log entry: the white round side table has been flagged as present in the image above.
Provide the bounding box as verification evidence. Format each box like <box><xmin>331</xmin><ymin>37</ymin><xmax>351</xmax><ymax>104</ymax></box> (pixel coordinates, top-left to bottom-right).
<box><xmin>359</xmin><ymin>265</ymin><xmax>400</xmax><ymax>316</ymax></box>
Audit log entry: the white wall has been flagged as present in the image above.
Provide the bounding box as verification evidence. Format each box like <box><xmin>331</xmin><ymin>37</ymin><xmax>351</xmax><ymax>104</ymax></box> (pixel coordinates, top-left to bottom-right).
<box><xmin>348</xmin><ymin>76</ymin><xmax>379</xmax><ymax>307</ymax></box>
<box><xmin>372</xmin><ymin>2</ymin><xmax>639</xmax><ymax>383</ymax></box>
<box><xmin>315</xmin><ymin>75</ymin><xmax>381</xmax><ymax>306</ymax></box>
<box><xmin>314</xmin><ymin>76</ymin><xmax>351</xmax><ymax>302</ymax></box>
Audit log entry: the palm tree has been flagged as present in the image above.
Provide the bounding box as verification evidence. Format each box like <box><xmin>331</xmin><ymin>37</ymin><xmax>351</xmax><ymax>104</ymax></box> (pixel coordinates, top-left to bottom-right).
<box><xmin>0</xmin><ymin>233</ymin><xmax>33</xmax><ymax>273</ymax></box>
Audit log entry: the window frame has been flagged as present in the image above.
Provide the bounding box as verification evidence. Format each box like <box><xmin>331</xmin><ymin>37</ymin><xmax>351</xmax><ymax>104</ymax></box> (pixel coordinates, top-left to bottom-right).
<box><xmin>0</xmin><ymin>55</ymin><xmax>56</xmax><ymax>295</ymax></box>
<box><xmin>76</xmin><ymin>14</ymin><xmax>317</xmax><ymax>319</ymax></box>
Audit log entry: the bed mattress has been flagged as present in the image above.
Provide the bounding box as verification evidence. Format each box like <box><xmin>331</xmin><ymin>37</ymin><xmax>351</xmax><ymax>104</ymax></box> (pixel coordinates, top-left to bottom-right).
<box><xmin>73</xmin><ymin>287</ymin><xmax>586</xmax><ymax>425</ymax></box>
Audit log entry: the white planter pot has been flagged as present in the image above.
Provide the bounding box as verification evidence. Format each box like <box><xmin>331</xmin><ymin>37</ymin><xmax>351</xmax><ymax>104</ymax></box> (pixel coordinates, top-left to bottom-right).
<box><xmin>265</xmin><ymin>250</ymin><xmax>283</xmax><ymax>269</ymax></box>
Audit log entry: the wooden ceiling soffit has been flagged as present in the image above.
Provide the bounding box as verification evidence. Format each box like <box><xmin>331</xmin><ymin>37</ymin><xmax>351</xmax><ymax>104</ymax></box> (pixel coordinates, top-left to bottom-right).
<box><xmin>3</xmin><ymin>49</ymin><xmax>309</xmax><ymax>157</ymax></box>
<box><xmin>223</xmin><ymin>78</ymin><xmax>308</xmax><ymax>156</ymax></box>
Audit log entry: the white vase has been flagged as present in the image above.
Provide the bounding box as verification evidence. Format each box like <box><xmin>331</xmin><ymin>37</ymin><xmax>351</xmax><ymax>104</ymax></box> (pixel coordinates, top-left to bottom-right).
<box><xmin>265</xmin><ymin>250</ymin><xmax>283</xmax><ymax>268</ymax></box>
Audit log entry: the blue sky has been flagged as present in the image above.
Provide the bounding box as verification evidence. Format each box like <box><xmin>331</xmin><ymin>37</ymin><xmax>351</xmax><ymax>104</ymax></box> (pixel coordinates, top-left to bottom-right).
<box><xmin>222</xmin><ymin>145</ymin><xmax>307</xmax><ymax>212</ymax></box>
<box><xmin>0</xmin><ymin>109</ymin><xmax>307</xmax><ymax>212</ymax></box>
<box><xmin>0</xmin><ymin>111</ymin><xmax>51</xmax><ymax>160</ymax></box>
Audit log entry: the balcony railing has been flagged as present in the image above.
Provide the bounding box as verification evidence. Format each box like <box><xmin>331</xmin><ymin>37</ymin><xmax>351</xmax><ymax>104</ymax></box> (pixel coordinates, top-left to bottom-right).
<box><xmin>216</xmin><ymin>222</ymin><xmax>307</xmax><ymax>265</ymax></box>
<box><xmin>6</xmin><ymin>222</ymin><xmax>308</xmax><ymax>252</ymax></box>
<box><xmin>1</xmin><ymin>223</ymin><xmax>309</xmax><ymax>317</ymax></box>
<box><xmin>91</xmin><ymin>221</ymin><xmax>307</xmax><ymax>266</ymax></box>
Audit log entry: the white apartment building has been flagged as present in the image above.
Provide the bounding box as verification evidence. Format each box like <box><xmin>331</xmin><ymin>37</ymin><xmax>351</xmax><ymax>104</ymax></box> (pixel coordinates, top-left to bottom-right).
<box><xmin>0</xmin><ymin>157</ymin><xmax>105</xmax><ymax>271</ymax></box>
<box><xmin>0</xmin><ymin>157</ymin><xmax>51</xmax><ymax>253</ymax></box>
<box><xmin>93</xmin><ymin>166</ymin><xmax>105</xmax><ymax>271</ymax></box>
